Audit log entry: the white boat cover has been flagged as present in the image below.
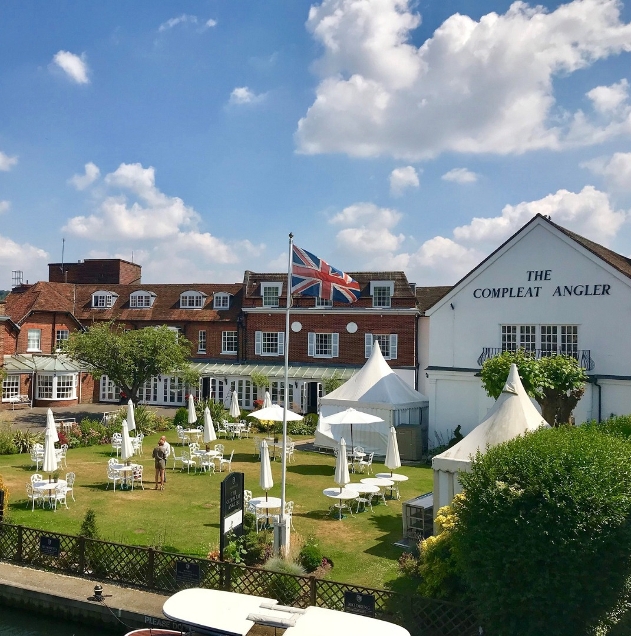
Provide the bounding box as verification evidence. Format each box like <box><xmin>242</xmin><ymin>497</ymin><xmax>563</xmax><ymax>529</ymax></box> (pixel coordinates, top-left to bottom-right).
<box><xmin>432</xmin><ymin>364</ymin><xmax>549</xmax><ymax>510</ymax></box>
<box><xmin>316</xmin><ymin>342</ymin><xmax>428</xmax><ymax>455</ymax></box>
<box><xmin>162</xmin><ymin>588</ymin><xmax>410</xmax><ymax>636</ymax></box>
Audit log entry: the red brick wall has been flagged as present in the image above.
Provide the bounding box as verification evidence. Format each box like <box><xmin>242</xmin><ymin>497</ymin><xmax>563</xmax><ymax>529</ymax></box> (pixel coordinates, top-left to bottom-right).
<box><xmin>48</xmin><ymin>259</ymin><xmax>141</xmax><ymax>285</ymax></box>
<box><xmin>245</xmin><ymin>312</ymin><xmax>416</xmax><ymax>366</ymax></box>
<box><xmin>16</xmin><ymin>314</ymin><xmax>78</xmax><ymax>354</ymax></box>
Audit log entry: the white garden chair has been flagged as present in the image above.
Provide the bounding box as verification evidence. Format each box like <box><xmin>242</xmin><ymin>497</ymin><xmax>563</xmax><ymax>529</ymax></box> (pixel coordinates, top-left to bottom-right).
<box><xmin>53</xmin><ymin>484</ymin><xmax>68</xmax><ymax>511</ymax></box>
<box><xmin>106</xmin><ymin>464</ymin><xmax>122</xmax><ymax>491</ymax></box>
<box><xmin>181</xmin><ymin>450</ymin><xmax>197</xmax><ymax>474</ymax></box>
<box><xmin>26</xmin><ymin>483</ymin><xmax>43</xmax><ymax>510</ymax></box>
<box><xmin>218</xmin><ymin>449</ymin><xmax>234</xmax><ymax>473</ymax></box>
<box><xmin>132</xmin><ymin>464</ymin><xmax>144</xmax><ymax>490</ymax></box>
<box><xmin>65</xmin><ymin>472</ymin><xmax>76</xmax><ymax>501</ymax></box>
<box><xmin>171</xmin><ymin>446</ymin><xmax>185</xmax><ymax>471</ymax></box>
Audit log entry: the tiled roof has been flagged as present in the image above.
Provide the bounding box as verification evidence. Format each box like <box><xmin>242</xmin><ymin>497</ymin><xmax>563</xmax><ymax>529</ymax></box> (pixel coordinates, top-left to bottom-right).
<box><xmin>4</xmin><ymin>282</ymin><xmax>244</xmax><ymax>325</ymax></box>
<box><xmin>549</xmin><ymin>219</ymin><xmax>631</xmax><ymax>280</ymax></box>
<box><xmin>243</xmin><ymin>270</ymin><xmax>416</xmax><ymax>301</ymax></box>
<box><xmin>72</xmin><ymin>283</ymin><xmax>243</xmax><ymax>323</ymax></box>
<box><xmin>416</xmin><ymin>286</ymin><xmax>453</xmax><ymax>313</ymax></box>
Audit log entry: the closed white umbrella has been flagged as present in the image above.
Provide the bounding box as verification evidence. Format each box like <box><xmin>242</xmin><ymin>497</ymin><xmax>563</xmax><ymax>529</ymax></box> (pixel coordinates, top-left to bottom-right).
<box><xmin>203</xmin><ymin>407</ymin><xmax>216</xmax><ymax>444</ymax></box>
<box><xmin>45</xmin><ymin>408</ymin><xmax>59</xmax><ymax>444</ymax></box>
<box><xmin>385</xmin><ymin>426</ymin><xmax>402</xmax><ymax>475</ymax></box>
<box><xmin>334</xmin><ymin>438</ymin><xmax>350</xmax><ymax>492</ymax></box>
<box><xmin>121</xmin><ymin>420</ymin><xmax>134</xmax><ymax>463</ymax></box>
<box><xmin>42</xmin><ymin>427</ymin><xmax>58</xmax><ymax>476</ymax></box>
<box><xmin>188</xmin><ymin>394</ymin><xmax>197</xmax><ymax>425</ymax></box>
<box><xmin>259</xmin><ymin>439</ymin><xmax>274</xmax><ymax>501</ymax></box>
<box><xmin>229</xmin><ymin>391</ymin><xmax>240</xmax><ymax>419</ymax></box>
<box><xmin>127</xmin><ymin>399</ymin><xmax>136</xmax><ymax>433</ymax></box>
<box><xmin>263</xmin><ymin>391</ymin><xmax>272</xmax><ymax>408</ymax></box>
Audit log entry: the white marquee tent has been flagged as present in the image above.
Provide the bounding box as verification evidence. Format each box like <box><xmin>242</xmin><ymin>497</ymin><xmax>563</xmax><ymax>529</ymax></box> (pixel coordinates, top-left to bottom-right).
<box><xmin>432</xmin><ymin>363</ymin><xmax>549</xmax><ymax>512</ymax></box>
<box><xmin>315</xmin><ymin>342</ymin><xmax>429</xmax><ymax>455</ymax></box>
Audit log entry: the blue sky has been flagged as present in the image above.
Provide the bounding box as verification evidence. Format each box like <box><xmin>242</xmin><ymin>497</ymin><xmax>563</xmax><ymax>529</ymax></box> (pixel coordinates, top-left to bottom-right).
<box><xmin>1</xmin><ymin>0</ymin><xmax>631</xmax><ymax>288</ymax></box>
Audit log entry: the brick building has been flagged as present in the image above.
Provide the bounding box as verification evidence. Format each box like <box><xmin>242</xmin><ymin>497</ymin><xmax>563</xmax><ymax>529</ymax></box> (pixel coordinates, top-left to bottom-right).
<box><xmin>2</xmin><ymin>259</ymin><xmax>419</xmax><ymax>412</ymax></box>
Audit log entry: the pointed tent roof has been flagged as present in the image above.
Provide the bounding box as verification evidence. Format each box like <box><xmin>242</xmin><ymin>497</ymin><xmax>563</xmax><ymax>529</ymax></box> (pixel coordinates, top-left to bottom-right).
<box><xmin>321</xmin><ymin>341</ymin><xmax>428</xmax><ymax>410</ymax></box>
<box><xmin>433</xmin><ymin>364</ymin><xmax>549</xmax><ymax>472</ymax></box>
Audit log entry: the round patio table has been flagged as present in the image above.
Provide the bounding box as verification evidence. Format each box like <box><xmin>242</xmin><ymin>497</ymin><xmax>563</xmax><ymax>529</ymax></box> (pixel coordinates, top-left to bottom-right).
<box><xmin>32</xmin><ymin>479</ymin><xmax>67</xmax><ymax>509</ymax></box>
<box><xmin>192</xmin><ymin>449</ymin><xmax>221</xmax><ymax>472</ymax></box>
<box><xmin>375</xmin><ymin>472</ymin><xmax>409</xmax><ymax>499</ymax></box>
<box><xmin>250</xmin><ymin>496</ymin><xmax>282</xmax><ymax>529</ymax></box>
<box><xmin>323</xmin><ymin>487</ymin><xmax>357</xmax><ymax>520</ymax></box>
<box><xmin>345</xmin><ymin>482</ymin><xmax>380</xmax><ymax>512</ymax></box>
<box><xmin>111</xmin><ymin>463</ymin><xmax>138</xmax><ymax>490</ymax></box>
<box><xmin>360</xmin><ymin>477</ymin><xmax>394</xmax><ymax>505</ymax></box>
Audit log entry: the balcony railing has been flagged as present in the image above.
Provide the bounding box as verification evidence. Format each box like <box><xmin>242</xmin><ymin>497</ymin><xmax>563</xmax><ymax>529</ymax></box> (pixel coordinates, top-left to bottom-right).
<box><xmin>477</xmin><ymin>348</ymin><xmax>595</xmax><ymax>371</ymax></box>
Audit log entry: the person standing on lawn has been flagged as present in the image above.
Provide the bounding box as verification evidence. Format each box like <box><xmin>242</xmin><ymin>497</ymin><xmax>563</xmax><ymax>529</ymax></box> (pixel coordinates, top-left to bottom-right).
<box><xmin>160</xmin><ymin>435</ymin><xmax>171</xmax><ymax>483</ymax></box>
<box><xmin>152</xmin><ymin>439</ymin><xmax>167</xmax><ymax>490</ymax></box>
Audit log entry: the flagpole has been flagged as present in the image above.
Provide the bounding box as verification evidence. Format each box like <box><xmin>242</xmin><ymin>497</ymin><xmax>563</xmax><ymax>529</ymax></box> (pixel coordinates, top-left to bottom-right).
<box><xmin>279</xmin><ymin>232</ymin><xmax>293</xmax><ymax>551</ymax></box>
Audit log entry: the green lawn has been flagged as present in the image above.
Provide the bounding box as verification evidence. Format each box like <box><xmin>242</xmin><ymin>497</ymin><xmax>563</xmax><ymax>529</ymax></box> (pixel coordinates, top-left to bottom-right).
<box><xmin>0</xmin><ymin>432</ymin><xmax>432</xmax><ymax>591</ymax></box>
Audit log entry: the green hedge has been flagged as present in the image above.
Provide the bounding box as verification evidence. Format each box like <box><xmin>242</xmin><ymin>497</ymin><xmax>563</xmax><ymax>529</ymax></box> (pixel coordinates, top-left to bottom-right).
<box><xmin>453</xmin><ymin>426</ymin><xmax>631</xmax><ymax>636</ymax></box>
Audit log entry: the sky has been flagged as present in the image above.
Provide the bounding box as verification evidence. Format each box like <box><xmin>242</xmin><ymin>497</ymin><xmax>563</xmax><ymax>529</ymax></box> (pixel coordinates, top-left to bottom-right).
<box><xmin>2</xmin><ymin>0</ymin><xmax>631</xmax><ymax>289</ymax></box>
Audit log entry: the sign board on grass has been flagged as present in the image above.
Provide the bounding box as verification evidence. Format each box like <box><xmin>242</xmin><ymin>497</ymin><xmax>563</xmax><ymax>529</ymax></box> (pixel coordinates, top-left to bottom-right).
<box><xmin>219</xmin><ymin>472</ymin><xmax>244</xmax><ymax>560</ymax></box>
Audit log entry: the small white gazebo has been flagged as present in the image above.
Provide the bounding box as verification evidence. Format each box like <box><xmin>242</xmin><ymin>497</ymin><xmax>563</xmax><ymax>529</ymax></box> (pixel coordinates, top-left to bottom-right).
<box><xmin>432</xmin><ymin>364</ymin><xmax>549</xmax><ymax>512</ymax></box>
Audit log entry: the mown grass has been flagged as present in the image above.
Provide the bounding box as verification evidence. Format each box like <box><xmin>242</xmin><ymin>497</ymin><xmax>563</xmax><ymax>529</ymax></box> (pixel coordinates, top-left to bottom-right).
<box><xmin>0</xmin><ymin>431</ymin><xmax>432</xmax><ymax>591</ymax></box>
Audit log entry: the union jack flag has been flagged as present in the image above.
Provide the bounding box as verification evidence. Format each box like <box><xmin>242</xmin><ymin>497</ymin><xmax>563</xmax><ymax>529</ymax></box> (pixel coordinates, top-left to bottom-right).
<box><xmin>291</xmin><ymin>245</ymin><xmax>360</xmax><ymax>303</ymax></box>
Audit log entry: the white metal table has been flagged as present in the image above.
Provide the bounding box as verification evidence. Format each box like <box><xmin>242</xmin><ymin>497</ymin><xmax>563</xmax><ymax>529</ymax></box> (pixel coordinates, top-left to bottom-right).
<box><xmin>32</xmin><ymin>479</ymin><xmax>68</xmax><ymax>509</ymax></box>
<box><xmin>360</xmin><ymin>477</ymin><xmax>394</xmax><ymax>505</ymax></box>
<box><xmin>375</xmin><ymin>472</ymin><xmax>409</xmax><ymax>499</ymax></box>
<box><xmin>345</xmin><ymin>482</ymin><xmax>380</xmax><ymax>512</ymax></box>
<box><xmin>323</xmin><ymin>487</ymin><xmax>357</xmax><ymax>520</ymax></box>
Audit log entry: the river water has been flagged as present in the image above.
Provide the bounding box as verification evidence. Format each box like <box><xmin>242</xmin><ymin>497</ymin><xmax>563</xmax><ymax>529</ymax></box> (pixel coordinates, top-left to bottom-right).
<box><xmin>0</xmin><ymin>607</ymin><xmax>119</xmax><ymax>636</ymax></box>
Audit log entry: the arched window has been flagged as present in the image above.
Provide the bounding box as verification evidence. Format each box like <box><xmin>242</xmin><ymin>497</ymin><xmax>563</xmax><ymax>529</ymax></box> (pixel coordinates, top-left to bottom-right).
<box><xmin>129</xmin><ymin>290</ymin><xmax>156</xmax><ymax>308</ymax></box>
<box><xmin>92</xmin><ymin>290</ymin><xmax>118</xmax><ymax>309</ymax></box>
<box><xmin>180</xmin><ymin>290</ymin><xmax>206</xmax><ymax>309</ymax></box>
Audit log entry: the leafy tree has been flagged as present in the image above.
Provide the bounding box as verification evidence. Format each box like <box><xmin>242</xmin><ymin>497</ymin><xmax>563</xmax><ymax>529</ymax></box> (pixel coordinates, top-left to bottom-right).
<box><xmin>251</xmin><ymin>371</ymin><xmax>270</xmax><ymax>392</ymax></box>
<box><xmin>66</xmin><ymin>322</ymin><xmax>199</xmax><ymax>404</ymax></box>
<box><xmin>0</xmin><ymin>366</ymin><xmax>5</xmax><ymax>398</ymax></box>
<box><xmin>480</xmin><ymin>350</ymin><xmax>586</xmax><ymax>425</ymax></box>
<box><xmin>79</xmin><ymin>508</ymin><xmax>99</xmax><ymax>539</ymax></box>
<box><xmin>452</xmin><ymin>426</ymin><xmax>631</xmax><ymax>636</ymax></box>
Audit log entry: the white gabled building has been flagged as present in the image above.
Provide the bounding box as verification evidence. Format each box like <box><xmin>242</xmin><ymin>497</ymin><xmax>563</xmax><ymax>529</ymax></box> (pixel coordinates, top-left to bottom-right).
<box><xmin>420</xmin><ymin>214</ymin><xmax>631</xmax><ymax>447</ymax></box>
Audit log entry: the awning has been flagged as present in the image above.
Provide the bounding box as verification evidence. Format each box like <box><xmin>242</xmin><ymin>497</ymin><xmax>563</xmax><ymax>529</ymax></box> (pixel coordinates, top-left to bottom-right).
<box><xmin>3</xmin><ymin>354</ymin><xmax>86</xmax><ymax>373</ymax></box>
<box><xmin>191</xmin><ymin>361</ymin><xmax>360</xmax><ymax>381</ymax></box>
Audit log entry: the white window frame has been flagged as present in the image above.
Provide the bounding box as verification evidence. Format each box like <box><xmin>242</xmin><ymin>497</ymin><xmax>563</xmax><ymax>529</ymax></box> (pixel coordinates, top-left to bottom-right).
<box><xmin>222</xmin><ymin>331</ymin><xmax>238</xmax><ymax>354</ymax></box>
<box><xmin>261</xmin><ymin>283</ymin><xmax>283</xmax><ymax>308</ymax></box>
<box><xmin>55</xmin><ymin>328</ymin><xmax>70</xmax><ymax>352</ymax></box>
<box><xmin>255</xmin><ymin>331</ymin><xmax>285</xmax><ymax>356</ymax></box>
<box><xmin>36</xmin><ymin>372</ymin><xmax>77</xmax><ymax>400</ymax></box>
<box><xmin>129</xmin><ymin>290</ymin><xmax>156</xmax><ymax>308</ymax></box>
<box><xmin>307</xmin><ymin>332</ymin><xmax>339</xmax><ymax>358</ymax></box>
<box><xmin>27</xmin><ymin>329</ymin><xmax>41</xmax><ymax>352</ymax></box>
<box><xmin>314</xmin><ymin>297</ymin><xmax>333</xmax><ymax>308</ymax></box>
<box><xmin>213</xmin><ymin>293</ymin><xmax>231</xmax><ymax>310</ymax></box>
<box><xmin>100</xmin><ymin>376</ymin><xmax>121</xmax><ymax>402</ymax></box>
<box><xmin>198</xmin><ymin>330</ymin><xmax>207</xmax><ymax>354</ymax></box>
<box><xmin>92</xmin><ymin>290</ymin><xmax>118</xmax><ymax>309</ymax></box>
<box><xmin>500</xmin><ymin>325</ymin><xmax>579</xmax><ymax>355</ymax></box>
<box><xmin>364</xmin><ymin>333</ymin><xmax>398</xmax><ymax>360</ymax></box>
<box><xmin>2</xmin><ymin>375</ymin><xmax>20</xmax><ymax>401</ymax></box>
<box><xmin>180</xmin><ymin>290</ymin><xmax>206</xmax><ymax>309</ymax></box>
<box><xmin>369</xmin><ymin>281</ymin><xmax>394</xmax><ymax>308</ymax></box>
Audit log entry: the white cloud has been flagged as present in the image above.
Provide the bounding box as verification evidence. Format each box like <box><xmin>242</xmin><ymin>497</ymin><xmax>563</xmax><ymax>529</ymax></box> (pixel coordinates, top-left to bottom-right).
<box><xmin>330</xmin><ymin>202</ymin><xmax>405</xmax><ymax>254</ymax></box>
<box><xmin>442</xmin><ymin>168</ymin><xmax>478</xmax><ymax>184</ymax></box>
<box><xmin>205</xmin><ymin>19</ymin><xmax>217</xmax><ymax>28</ymax></box>
<box><xmin>390</xmin><ymin>166</ymin><xmax>420</xmax><ymax>196</ymax></box>
<box><xmin>52</xmin><ymin>51</ymin><xmax>90</xmax><ymax>84</ymax></box>
<box><xmin>0</xmin><ymin>234</ymin><xmax>48</xmax><ymax>285</ymax></box>
<box><xmin>454</xmin><ymin>186</ymin><xmax>626</xmax><ymax>246</ymax></box>
<box><xmin>68</xmin><ymin>162</ymin><xmax>100</xmax><ymax>190</ymax></box>
<box><xmin>586</xmin><ymin>79</ymin><xmax>629</xmax><ymax>113</ymax></box>
<box><xmin>582</xmin><ymin>152</ymin><xmax>631</xmax><ymax>191</ymax></box>
<box><xmin>0</xmin><ymin>201</ymin><xmax>10</xmax><ymax>214</ymax></box>
<box><xmin>158</xmin><ymin>14</ymin><xmax>198</xmax><ymax>32</ymax></box>
<box><xmin>296</xmin><ymin>0</ymin><xmax>631</xmax><ymax>159</ymax></box>
<box><xmin>0</xmin><ymin>151</ymin><xmax>18</xmax><ymax>171</ymax></box>
<box><xmin>229</xmin><ymin>87</ymin><xmax>267</xmax><ymax>105</ymax></box>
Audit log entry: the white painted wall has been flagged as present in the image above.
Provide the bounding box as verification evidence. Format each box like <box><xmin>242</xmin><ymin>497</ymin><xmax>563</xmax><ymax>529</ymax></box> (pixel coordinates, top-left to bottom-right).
<box><xmin>424</xmin><ymin>219</ymin><xmax>631</xmax><ymax>445</ymax></box>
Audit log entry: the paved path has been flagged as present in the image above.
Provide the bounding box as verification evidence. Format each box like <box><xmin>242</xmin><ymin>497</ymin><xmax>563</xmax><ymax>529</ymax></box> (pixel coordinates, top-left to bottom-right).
<box><xmin>2</xmin><ymin>404</ymin><xmax>180</xmax><ymax>432</ymax></box>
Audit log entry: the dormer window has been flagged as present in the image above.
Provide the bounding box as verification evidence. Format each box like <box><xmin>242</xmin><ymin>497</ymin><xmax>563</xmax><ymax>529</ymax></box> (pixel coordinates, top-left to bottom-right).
<box><xmin>92</xmin><ymin>290</ymin><xmax>118</xmax><ymax>309</ymax></box>
<box><xmin>261</xmin><ymin>283</ymin><xmax>282</xmax><ymax>308</ymax></box>
<box><xmin>370</xmin><ymin>281</ymin><xmax>394</xmax><ymax>308</ymax></box>
<box><xmin>315</xmin><ymin>297</ymin><xmax>333</xmax><ymax>308</ymax></box>
<box><xmin>180</xmin><ymin>290</ymin><xmax>206</xmax><ymax>309</ymax></box>
<box><xmin>130</xmin><ymin>290</ymin><xmax>156</xmax><ymax>308</ymax></box>
<box><xmin>214</xmin><ymin>293</ymin><xmax>231</xmax><ymax>310</ymax></box>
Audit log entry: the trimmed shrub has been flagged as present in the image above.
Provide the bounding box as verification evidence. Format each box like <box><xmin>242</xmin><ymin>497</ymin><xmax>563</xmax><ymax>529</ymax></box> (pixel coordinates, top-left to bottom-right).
<box><xmin>173</xmin><ymin>408</ymin><xmax>189</xmax><ymax>429</ymax></box>
<box><xmin>263</xmin><ymin>557</ymin><xmax>307</xmax><ymax>605</ymax></box>
<box><xmin>453</xmin><ymin>426</ymin><xmax>631</xmax><ymax>636</ymax></box>
<box><xmin>299</xmin><ymin>540</ymin><xmax>323</xmax><ymax>573</ymax></box>
<box><xmin>0</xmin><ymin>423</ymin><xmax>18</xmax><ymax>455</ymax></box>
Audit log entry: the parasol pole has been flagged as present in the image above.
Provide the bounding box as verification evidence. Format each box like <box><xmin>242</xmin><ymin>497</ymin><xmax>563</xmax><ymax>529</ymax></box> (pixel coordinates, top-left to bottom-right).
<box><xmin>279</xmin><ymin>232</ymin><xmax>293</xmax><ymax>550</ymax></box>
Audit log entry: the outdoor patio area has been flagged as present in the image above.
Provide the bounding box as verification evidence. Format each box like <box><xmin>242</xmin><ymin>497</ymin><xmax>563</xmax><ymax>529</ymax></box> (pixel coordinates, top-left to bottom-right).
<box><xmin>0</xmin><ymin>424</ymin><xmax>432</xmax><ymax>590</ymax></box>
